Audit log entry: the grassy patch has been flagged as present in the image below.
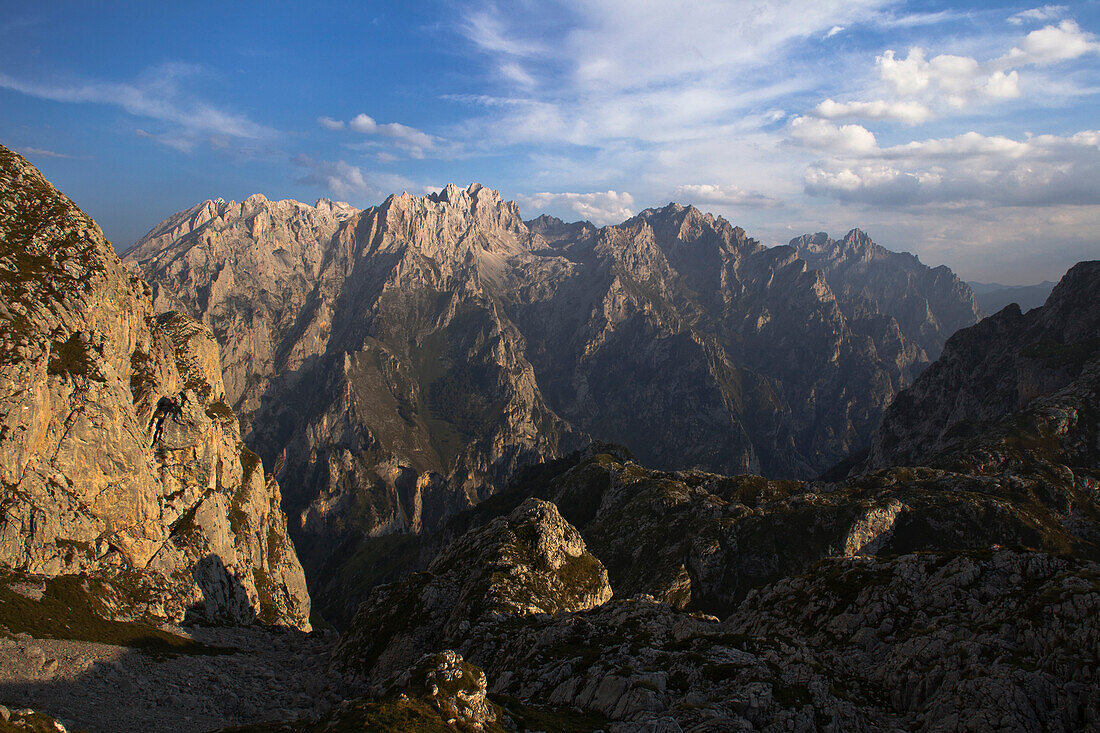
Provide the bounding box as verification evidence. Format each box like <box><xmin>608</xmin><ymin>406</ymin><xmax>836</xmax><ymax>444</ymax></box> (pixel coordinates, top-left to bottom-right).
<box><xmin>0</xmin><ymin>571</ymin><xmax>227</xmax><ymax>656</ymax></box>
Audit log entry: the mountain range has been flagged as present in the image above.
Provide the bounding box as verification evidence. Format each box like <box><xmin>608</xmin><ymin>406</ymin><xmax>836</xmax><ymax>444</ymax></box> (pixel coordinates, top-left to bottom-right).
<box><xmin>123</xmin><ymin>183</ymin><xmax>981</xmax><ymax>605</ymax></box>
<box><xmin>968</xmin><ymin>280</ymin><xmax>1057</xmax><ymax>315</ymax></box>
<box><xmin>2</xmin><ymin>145</ymin><xmax>1097</xmax><ymax>732</ymax></box>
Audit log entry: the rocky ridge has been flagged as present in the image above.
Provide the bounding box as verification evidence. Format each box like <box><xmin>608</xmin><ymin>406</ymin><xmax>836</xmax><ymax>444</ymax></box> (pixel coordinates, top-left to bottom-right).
<box><xmin>866</xmin><ymin>260</ymin><xmax>1100</xmax><ymax>470</ymax></box>
<box><xmin>126</xmin><ymin>185</ymin><xmax>980</xmax><ymax>622</ymax></box>
<box><xmin>326</xmin><ymin>262</ymin><xmax>1099</xmax><ymax>730</ymax></box>
<box><xmin>792</xmin><ymin>228</ymin><xmax>981</xmax><ymax>365</ymax></box>
<box><xmin>0</xmin><ymin>145</ymin><xmax>310</xmax><ymax>630</ymax></box>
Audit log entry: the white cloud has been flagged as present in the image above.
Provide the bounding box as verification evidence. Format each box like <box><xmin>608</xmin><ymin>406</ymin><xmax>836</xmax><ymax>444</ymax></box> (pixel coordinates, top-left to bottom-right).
<box><xmin>788</xmin><ymin>116</ymin><xmax>878</xmax><ymax>154</ymax></box>
<box><xmin>803</xmin><ymin>128</ymin><xmax>1100</xmax><ymax>207</ymax></box>
<box><xmin>517</xmin><ymin>190</ymin><xmax>636</xmax><ymax>225</ymax></box>
<box><xmin>0</xmin><ymin>64</ymin><xmax>275</xmax><ymax>152</ymax></box>
<box><xmin>293</xmin><ymin>155</ymin><xmax>370</xmax><ymax>199</ymax></box>
<box><xmin>499</xmin><ymin>62</ymin><xmax>536</xmax><ymax>88</ymax></box>
<box><xmin>672</xmin><ymin>184</ymin><xmax>780</xmax><ymax>208</ymax></box>
<box><xmin>1005</xmin><ymin>20</ymin><xmax>1100</xmax><ymax>65</ymax></box>
<box><xmin>812</xmin><ymin>98</ymin><xmax>932</xmax><ymax>124</ymax></box>
<box><xmin>824</xmin><ymin>25</ymin><xmax>845</xmax><ymax>39</ymax></box>
<box><xmin>319</xmin><ymin>113</ymin><xmax>435</xmax><ymax>157</ymax></box>
<box><xmin>1008</xmin><ymin>5</ymin><xmax>1066</xmax><ymax>26</ymax></box>
<box><xmin>461</xmin><ymin>9</ymin><xmax>546</xmax><ymax>58</ymax></box>
<box><xmin>454</xmin><ymin>0</ymin><xmax>893</xmax><ymax>145</ymax></box>
<box><xmin>870</xmin><ymin>9</ymin><xmax>969</xmax><ymax>29</ymax></box>
<box><xmin>17</xmin><ymin>146</ymin><xmax>85</xmax><ymax>160</ymax></box>
<box><xmin>865</xmin><ymin>21</ymin><xmax>1097</xmax><ymax>117</ymax></box>
<box><xmin>876</xmin><ymin>48</ymin><xmax>1022</xmax><ymax>108</ymax></box>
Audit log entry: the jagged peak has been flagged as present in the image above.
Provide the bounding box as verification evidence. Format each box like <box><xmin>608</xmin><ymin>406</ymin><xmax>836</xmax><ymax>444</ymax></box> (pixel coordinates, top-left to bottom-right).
<box><xmin>378</xmin><ymin>183</ymin><xmax>523</xmax><ymax>230</ymax></box>
<box><xmin>426</xmin><ymin>181</ymin><xmax>502</xmax><ymax>205</ymax></box>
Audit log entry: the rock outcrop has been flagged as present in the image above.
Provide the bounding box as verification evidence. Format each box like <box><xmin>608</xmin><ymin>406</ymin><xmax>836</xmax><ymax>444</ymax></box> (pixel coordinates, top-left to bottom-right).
<box><xmin>331</xmin><ymin>497</ymin><xmax>611</xmax><ymax>685</ymax></box>
<box><xmin>0</xmin><ymin>145</ymin><xmax>310</xmax><ymax>629</ymax></box>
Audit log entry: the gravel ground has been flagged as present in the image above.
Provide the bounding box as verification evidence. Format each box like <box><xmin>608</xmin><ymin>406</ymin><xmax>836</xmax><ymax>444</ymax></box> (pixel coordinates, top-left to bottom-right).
<box><xmin>0</xmin><ymin>626</ymin><xmax>344</xmax><ymax>732</ymax></box>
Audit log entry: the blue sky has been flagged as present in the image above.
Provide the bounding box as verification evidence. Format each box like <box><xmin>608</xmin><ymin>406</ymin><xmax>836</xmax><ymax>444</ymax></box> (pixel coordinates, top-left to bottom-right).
<box><xmin>2</xmin><ymin>1</ymin><xmax>1099</xmax><ymax>283</ymax></box>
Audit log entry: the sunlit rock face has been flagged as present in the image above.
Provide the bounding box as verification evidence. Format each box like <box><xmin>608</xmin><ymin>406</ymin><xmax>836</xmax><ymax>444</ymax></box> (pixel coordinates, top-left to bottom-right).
<box><xmin>0</xmin><ymin>145</ymin><xmax>310</xmax><ymax>630</ymax></box>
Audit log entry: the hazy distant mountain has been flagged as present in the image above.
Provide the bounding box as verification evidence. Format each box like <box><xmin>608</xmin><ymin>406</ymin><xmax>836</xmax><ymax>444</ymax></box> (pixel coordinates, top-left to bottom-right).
<box><xmin>125</xmin><ymin>185</ymin><xmax>980</xmax><ymax>589</ymax></box>
<box><xmin>968</xmin><ymin>279</ymin><xmax>1056</xmax><ymax>315</ymax></box>
<box><xmin>793</xmin><ymin>230</ymin><xmax>981</xmax><ymax>358</ymax></box>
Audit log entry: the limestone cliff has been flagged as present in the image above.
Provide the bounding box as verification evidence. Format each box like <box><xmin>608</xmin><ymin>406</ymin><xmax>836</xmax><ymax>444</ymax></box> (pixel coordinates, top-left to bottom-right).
<box><xmin>0</xmin><ymin>146</ymin><xmax>310</xmax><ymax>630</ymax></box>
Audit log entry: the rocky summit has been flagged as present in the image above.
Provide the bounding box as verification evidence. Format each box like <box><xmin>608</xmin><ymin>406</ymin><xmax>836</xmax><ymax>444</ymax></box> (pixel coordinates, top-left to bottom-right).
<box><xmin>126</xmin><ymin>184</ymin><xmax>980</xmax><ymax>616</ymax></box>
<box><xmin>1</xmin><ymin>146</ymin><xmax>1097</xmax><ymax>733</ymax></box>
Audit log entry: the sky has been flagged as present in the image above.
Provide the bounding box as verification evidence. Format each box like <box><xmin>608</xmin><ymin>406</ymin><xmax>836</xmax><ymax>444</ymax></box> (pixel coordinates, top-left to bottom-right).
<box><xmin>1</xmin><ymin>1</ymin><xmax>1099</xmax><ymax>284</ymax></box>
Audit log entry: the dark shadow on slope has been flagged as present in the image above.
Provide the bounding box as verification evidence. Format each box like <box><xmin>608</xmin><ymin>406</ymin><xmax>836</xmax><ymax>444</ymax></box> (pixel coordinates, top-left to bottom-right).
<box><xmin>184</xmin><ymin>554</ymin><xmax>258</xmax><ymax>627</ymax></box>
<box><xmin>0</xmin><ymin>561</ymin><xmax>325</xmax><ymax>732</ymax></box>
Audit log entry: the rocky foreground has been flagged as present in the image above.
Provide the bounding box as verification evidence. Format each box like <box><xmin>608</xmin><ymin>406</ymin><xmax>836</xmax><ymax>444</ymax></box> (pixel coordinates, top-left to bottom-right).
<box><xmin>323</xmin><ymin>263</ymin><xmax>1099</xmax><ymax>730</ymax></box>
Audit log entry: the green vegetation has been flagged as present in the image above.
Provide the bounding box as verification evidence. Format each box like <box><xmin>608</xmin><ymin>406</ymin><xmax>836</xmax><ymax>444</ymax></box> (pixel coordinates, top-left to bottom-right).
<box><xmin>0</xmin><ymin>571</ymin><xmax>227</xmax><ymax>656</ymax></box>
<box><xmin>46</xmin><ymin>333</ymin><xmax>103</xmax><ymax>382</ymax></box>
<box><xmin>129</xmin><ymin>348</ymin><xmax>157</xmax><ymax>402</ymax></box>
<box><xmin>205</xmin><ymin>399</ymin><xmax>235</xmax><ymax>422</ymax></box>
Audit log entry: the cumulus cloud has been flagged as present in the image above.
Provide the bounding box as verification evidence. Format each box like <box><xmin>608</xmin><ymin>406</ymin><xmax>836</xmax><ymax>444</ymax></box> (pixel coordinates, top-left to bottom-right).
<box><xmin>1005</xmin><ymin>20</ymin><xmax>1100</xmax><ymax>65</ymax></box>
<box><xmin>803</xmin><ymin>128</ymin><xmax>1100</xmax><ymax>207</ymax></box>
<box><xmin>672</xmin><ymin>184</ymin><xmax>780</xmax><ymax>208</ymax></box>
<box><xmin>811</xmin><ymin>19</ymin><xmax>1096</xmax><ymax>130</ymax></box>
<box><xmin>0</xmin><ymin>64</ymin><xmax>274</xmax><ymax>153</ymax></box>
<box><xmin>317</xmin><ymin>116</ymin><xmax>344</xmax><ymax>130</ymax></box>
<box><xmin>518</xmin><ymin>190</ymin><xmax>635</xmax><ymax>225</ymax></box>
<box><xmin>812</xmin><ymin>98</ymin><xmax>932</xmax><ymax>124</ymax></box>
<box><xmin>870</xmin><ymin>21</ymin><xmax>1098</xmax><ymax>113</ymax></box>
<box><xmin>877</xmin><ymin>48</ymin><xmax>1022</xmax><ymax>108</ymax></box>
<box><xmin>788</xmin><ymin>116</ymin><xmax>878</xmax><ymax>154</ymax></box>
